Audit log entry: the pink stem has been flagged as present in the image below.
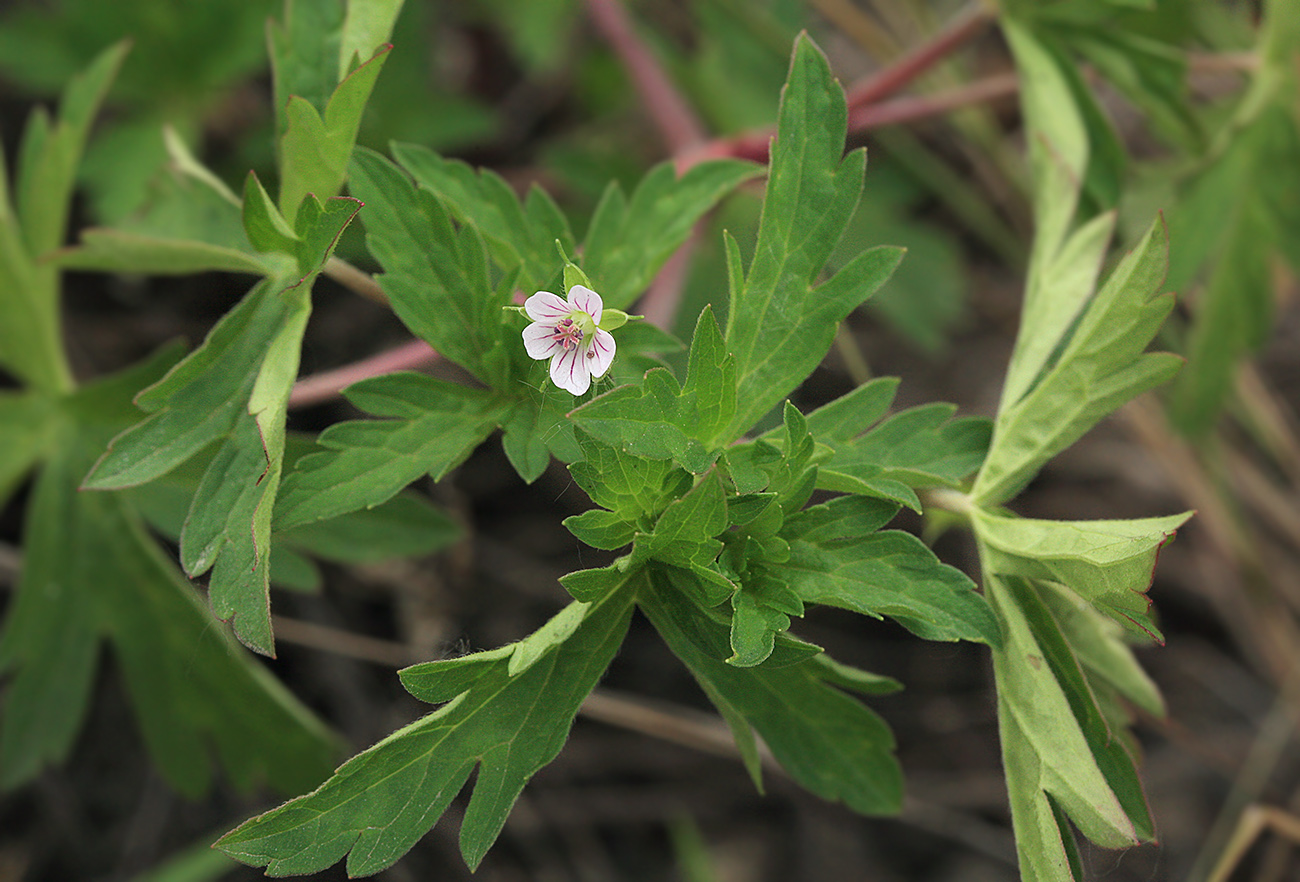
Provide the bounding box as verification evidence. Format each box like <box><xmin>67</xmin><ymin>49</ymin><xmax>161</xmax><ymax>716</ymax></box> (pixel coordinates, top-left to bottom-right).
<box><xmin>639</xmin><ymin>228</ymin><xmax>698</xmax><ymax>330</ymax></box>
<box><xmin>680</xmin><ymin>72</ymin><xmax>1018</xmax><ymax>173</ymax></box>
<box><xmin>843</xmin><ymin>3</ymin><xmax>993</xmax><ymax>112</ymax></box>
<box><xmin>846</xmin><ymin>72</ymin><xmax>1018</xmax><ymax>131</ymax></box>
<box><xmin>584</xmin><ymin>0</ymin><xmax>707</xmax><ymax>153</ymax></box>
<box><xmin>289</xmin><ymin>339</ymin><xmax>440</xmax><ymax>409</ymax></box>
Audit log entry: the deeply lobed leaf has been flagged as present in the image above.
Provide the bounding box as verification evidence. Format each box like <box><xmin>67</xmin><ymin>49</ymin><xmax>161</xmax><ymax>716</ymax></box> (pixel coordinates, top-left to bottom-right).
<box><xmin>217</xmin><ymin>591</ymin><xmax>634</xmax><ymax>875</ymax></box>
<box><xmin>641</xmin><ymin>573</ymin><xmax>903</xmax><ymax>814</ymax></box>
<box><xmin>723</xmin><ymin>35</ymin><xmax>903</xmax><ymax>438</ymax></box>
<box><xmin>277</xmin><ymin>372</ymin><xmax>512</xmax><ymax>529</ymax></box>
<box><xmin>0</xmin><ymin>355</ymin><xmax>339</xmax><ymax>796</ymax></box>
<box><xmin>973</xmin><ymin>216</ymin><xmax>1181</xmax><ymax>508</ymax></box>
<box><xmin>348</xmin><ymin>147</ymin><xmax>514</xmax><ymax>387</ymax></box>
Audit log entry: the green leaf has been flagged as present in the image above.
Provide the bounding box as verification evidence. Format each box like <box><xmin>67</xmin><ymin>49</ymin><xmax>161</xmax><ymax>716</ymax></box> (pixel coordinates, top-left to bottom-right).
<box><xmin>568</xmin><ymin>431</ymin><xmax>693</xmax><ymax>526</ymax></box>
<box><xmin>972</xmin><ymin>217</ymin><xmax>1181</xmax><ymax>508</ymax></box>
<box><xmin>816</xmin><ymin>402</ymin><xmax>992</xmax><ymax>513</ymax></box>
<box><xmin>279</xmin><ymin>44</ymin><xmax>390</xmax><ymax>224</ymax></box>
<box><xmin>216</xmin><ymin>590</ymin><xmax>634</xmax><ymax>875</ymax></box>
<box><xmin>728</xmin><ymin>588</ymin><xmax>792</xmax><ymax>667</ymax></box>
<box><xmin>0</xmin><ymin>360</ymin><xmax>338</xmax><ymax>796</ymax></box>
<box><xmin>564</xmin><ymin>432</ymin><xmax>696</xmax><ymax>554</ymax></box>
<box><xmin>498</xmin><ymin>385</ymin><xmax>581</xmax><ymax>483</ymax></box>
<box><xmin>391</xmin><ymin>142</ymin><xmax>575</xmax><ymax>295</ymax></box>
<box><xmin>1001</xmin><ymin>19</ymin><xmax>1090</xmax><ymax>275</ymax></box>
<box><xmin>723</xmin><ymin>35</ymin><xmax>902</xmax><ymax>438</ymax></box>
<box><xmin>279</xmin><ymin>492</ymin><xmax>460</xmax><ymax>565</ymax></box>
<box><xmin>184</xmin><ymin>268</ymin><xmax>316</xmax><ymax>652</ymax></box>
<box><xmin>339</xmin><ymin>0</ymin><xmax>402</xmax><ymax>75</ymax></box>
<box><xmin>801</xmin><ymin>376</ymin><xmax>900</xmax><ymax>443</ymax></box>
<box><xmin>558</xmin><ymin>556</ymin><xmax>643</xmax><ymax>604</ymax></box>
<box><xmin>0</xmin><ymin>390</ymin><xmax>58</xmax><ymax>509</ymax></box>
<box><xmin>1001</xmin><ymin>210</ymin><xmax>1117</xmax><ymax>416</ymax></box>
<box><xmin>51</xmin><ymin>127</ymin><xmax>265</xmax><ymax>277</ymax></box>
<box><xmin>52</xmin><ymin>228</ymin><xmax>270</xmax><ymax>276</ymax></box>
<box><xmin>178</xmin><ymin>412</ymin><xmax>288</xmax><ymax>654</ymax></box>
<box><xmin>569</xmin><ymin>368</ymin><xmax>716</xmax><ymax>474</ymax></box>
<box><xmin>569</xmin><ymin>306</ymin><xmax>739</xmax><ymax>474</ymax></box>
<box><xmin>242</xmin><ymin>170</ymin><xmax>299</xmax><ymax>256</ymax></box>
<box><xmin>581</xmin><ymin>159</ymin><xmax>764</xmax><ymax>310</ymax></box>
<box><xmin>1037</xmin><ymin>580</ymin><xmax>1164</xmax><ymax>718</ymax></box>
<box><xmin>268</xmin><ymin>0</ymin><xmax>345</xmax><ymax>140</ymax></box>
<box><xmin>15</xmin><ymin>40</ymin><xmax>129</xmax><ymax>257</ymax></box>
<box><xmin>680</xmin><ymin>306</ymin><xmax>737</xmax><ymax>449</ymax></box>
<box><xmin>630</xmin><ymin>471</ymin><xmax>729</xmax><ymax>572</ymax></box>
<box><xmin>82</xmin><ymin>281</ymin><xmax>295</xmax><ymax>490</ymax></box>
<box><xmin>563</xmin><ymin>509</ymin><xmax>638</xmax><ymax>551</ymax></box>
<box><xmin>972</xmin><ymin>509</ymin><xmax>1191</xmax><ymax>640</ymax></box>
<box><xmin>85</xmin><ymin>199</ymin><xmax>361</xmax><ymax>654</ymax></box>
<box><xmin>1170</xmin><ymin>107</ymin><xmax>1299</xmax><ymax>433</ymax></box>
<box><xmin>641</xmin><ymin>573</ymin><xmax>903</xmax><ymax>814</ymax></box>
<box><xmin>125</xmin><ymin>835</ymin><xmax>241</xmax><ymax>882</ymax></box>
<box><xmin>82</xmin><ymin>196</ymin><xmax>359</xmax><ymax>493</ymax></box>
<box><xmin>0</xmin><ymin>42</ymin><xmax>127</xmax><ymax>392</ymax></box>
<box><xmin>276</xmin><ymin>372</ymin><xmax>511</xmax><ymax>528</ymax></box>
<box><xmin>348</xmin><ymin>147</ymin><xmax>513</xmax><ymax>386</ymax></box>
<box><xmin>987</xmin><ymin>572</ymin><xmax>1156</xmax><ymax>875</ymax></box>
<box><xmin>744</xmin><ymin>381</ymin><xmax>985</xmax><ymax>512</ymax></box>
<box><xmin>778</xmin><ymin>502</ymin><xmax>1000</xmax><ymax>646</ymax></box>
<box><xmin>1068</xmin><ymin>26</ymin><xmax>1201</xmax><ymax>149</ymax></box>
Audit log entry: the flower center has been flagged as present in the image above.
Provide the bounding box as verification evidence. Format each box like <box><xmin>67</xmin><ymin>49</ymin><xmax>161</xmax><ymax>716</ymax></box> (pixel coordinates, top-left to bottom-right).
<box><xmin>551</xmin><ymin>316</ymin><xmax>585</xmax><ymax>350</ymax></box>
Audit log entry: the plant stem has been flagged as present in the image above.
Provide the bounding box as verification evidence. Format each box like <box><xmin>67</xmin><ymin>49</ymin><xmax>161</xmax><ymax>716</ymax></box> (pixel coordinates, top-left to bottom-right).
<box><xmin>324</xmin><ymin>256</ymin><xmax>387</xmax><ymax>306</ymax></box>
<box><xmin>289</xmin><ymin>339</ymin><xmax>439</xmax><ymax>408</ymax></box>
<box><xmin>842</xmin><ymin>1</ymin><xmax>995</xmax><ymax>112</ymax></box>
<box><xmin>584</xmin><ymin>0</ymin><xmax>707</xmax><ymax>154</ymax></box>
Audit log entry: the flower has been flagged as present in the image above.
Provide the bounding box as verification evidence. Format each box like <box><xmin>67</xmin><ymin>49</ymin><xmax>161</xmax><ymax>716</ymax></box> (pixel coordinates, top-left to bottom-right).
<box><xmin>522</xmin><ymin>284</ymin><xmax>617</xmax><ymax>395</ymax></box>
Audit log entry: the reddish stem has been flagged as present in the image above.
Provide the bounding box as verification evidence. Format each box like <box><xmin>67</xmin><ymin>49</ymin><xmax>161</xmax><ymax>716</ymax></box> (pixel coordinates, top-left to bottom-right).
<box><xmin>846</xmin><ymin>72</ymin><xmax>1018</xmax><ymax>131</ymax></box>
<box><xmin>843</xmin><ymin>3</ymin><xmax>994</xmax><ymax>112</ymax></box>
<box><xmin>584</xmin><ymin>0</ymin><xmax>707</xmax><ymax>153</ymax></box>
<box><xmin>289</xmin><ymin>339</ymin><xmax>440</xmax><ymax>409</ymax></box>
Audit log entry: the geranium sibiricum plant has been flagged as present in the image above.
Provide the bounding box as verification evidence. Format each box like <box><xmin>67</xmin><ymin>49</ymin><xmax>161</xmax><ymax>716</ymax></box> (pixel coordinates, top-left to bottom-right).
<box><xmin>204</xmin><ymin>29</ymin><xmax>1188</xmax><ymax>879</ymax></box>
<box><xmin>0</xmin><ymin>0</ymin><xmax>1205</xmax><ymax>877</ymax></box>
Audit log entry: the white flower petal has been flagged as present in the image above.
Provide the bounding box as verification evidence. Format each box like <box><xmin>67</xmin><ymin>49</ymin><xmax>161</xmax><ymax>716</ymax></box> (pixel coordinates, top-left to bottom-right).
<box><xmin>567</xmin><ymin>285</ymin><xmax>603</xmax><ymax>324</ymax></box>
<box><xmin>550</xmin><ymin>345</ymin><xmax>591</xmax><ymax>395</ymax></box>
<box><xmin>525</xmin><ymin>291</ymin><xmax>571</xmax><ymax>322</ymax></box>
<box><xmin>522</xmin><ymin>322</ymin><xmax>563</xmax><ymax>360</ymax></box>
<box><xmin>583</xmin><ymin>329</ymin><xmax>616</xmax><ymax>378</ymax></box>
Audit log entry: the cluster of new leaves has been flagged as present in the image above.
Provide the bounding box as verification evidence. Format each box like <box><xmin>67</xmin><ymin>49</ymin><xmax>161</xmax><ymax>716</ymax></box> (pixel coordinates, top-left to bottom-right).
<box><xmin>215</xmin><ymin>36</ymin><xmax>1003</xmax><ymax>875</ymax></box>
<box><xmin>966</xmin><ymin>11</ymin><xmax>1194</xmax><ymax>881</ymax></box>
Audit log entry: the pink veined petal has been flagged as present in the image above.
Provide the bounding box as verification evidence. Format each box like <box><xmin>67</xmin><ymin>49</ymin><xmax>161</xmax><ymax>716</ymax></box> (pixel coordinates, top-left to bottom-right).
<box><xmin>567</xmin><ymin>285</ymin><xmax>603</xmax><ymax>324</ymax></box>
<box><xmin>522</xmin><ymin>322</ymin><xmax>564</xmax><ymax>360</ymax></box>
<box><xmin>550</xmin><ymin>345</ymin><xmax>591</xmax><ymax>395</ymax></box>
<box><xmin>583</xmin><ymin>329</ymin><xmax>616</xmax><ymax>378</ymax></box>
<box><xmin>524</xmin><ymin>291</ymin><xmax>571</xmax><ymax>322</ymax></box>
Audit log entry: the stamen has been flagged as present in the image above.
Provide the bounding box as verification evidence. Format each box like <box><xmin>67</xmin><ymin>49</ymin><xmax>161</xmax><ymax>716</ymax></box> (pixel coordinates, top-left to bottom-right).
<box><xmin>550</xmin><ymin>317</ymin><xmax>584</xmax><ymax>350</ymax></box>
